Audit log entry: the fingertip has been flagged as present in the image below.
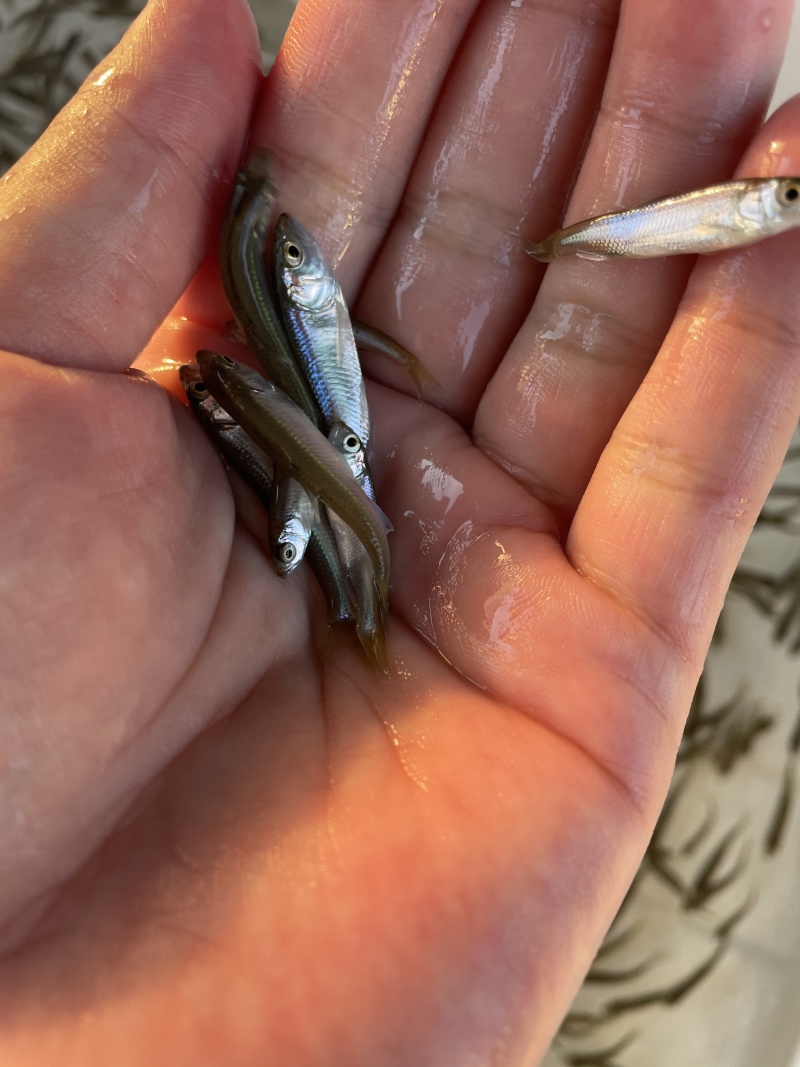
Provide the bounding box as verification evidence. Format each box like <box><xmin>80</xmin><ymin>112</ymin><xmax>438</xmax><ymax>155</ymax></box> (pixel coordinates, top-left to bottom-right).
<box><xmin>0</xmin><ymin>0</ymin><xmax>263</xmax><ymax>373</ymax></box>
<box><xmin>737</xmin><ymin>92</ymin><xmax>800</xmax><ymax>176</ymax></box>
<box><xmin>221</xmin><ymin>0</ymin><xmax>264</xmax><ymax>71</ymax></box>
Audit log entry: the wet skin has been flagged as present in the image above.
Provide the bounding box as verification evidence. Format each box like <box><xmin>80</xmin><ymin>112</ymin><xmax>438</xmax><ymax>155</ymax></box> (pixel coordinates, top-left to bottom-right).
<box><xmin>1</xmin><ymin>0</ymin><xmax>800</xmax><ymax>1064</ymax></box>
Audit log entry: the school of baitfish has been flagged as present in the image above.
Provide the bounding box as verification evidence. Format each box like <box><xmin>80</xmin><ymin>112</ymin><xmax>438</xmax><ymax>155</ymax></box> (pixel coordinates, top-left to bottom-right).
<box><xmin>181</xmin><ymin>154</ymin><xmax>800</xmax><ymax>673</ymax></box>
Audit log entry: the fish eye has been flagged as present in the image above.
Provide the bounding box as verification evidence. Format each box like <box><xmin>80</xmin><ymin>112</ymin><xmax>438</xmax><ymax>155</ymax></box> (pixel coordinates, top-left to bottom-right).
<box><xmin>219</xmin><ymin>355</ymin><xmax>237</xmax><ymax>368</ymax></box>
<box><xmin>778</xmin><ymin>182</ymin><xmax>800</xmax><ymax>206</ymax></box>
<box><xmin>283</xmin><ymin>241</ymin><xmax>303</xmax><ymax>267</ymax></box>
<box><xmin>342</xmin><ymin>433</ymin><xmax>361</xmax><ymax>454</ymax></box>
<box><xmin>188</xmin><ymin>382</ymin><xmax>209</xmax><ymax>399</ymax></box>
<box><xmin>280</xmin><ymin>543</ymin><xmax>296</xmax><ymax>563</ymax></box>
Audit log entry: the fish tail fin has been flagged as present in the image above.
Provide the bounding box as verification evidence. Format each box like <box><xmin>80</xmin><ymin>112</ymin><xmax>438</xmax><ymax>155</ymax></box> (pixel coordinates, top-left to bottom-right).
<box><xmin>353</xmin><ymin>321</ymin><xmax>440</xmax><ymax>397</ymax></box>
<box><xmin>320</xmin><ymin>618</ymin><xmax>357</xmax><ymax>665</ymax></box>
<box><xmin>526</xmin><ymin>237</ymin><xmax>555</xmax><ymax>262</ymax></box>
<box><xmin>357</xmin><ymin>623</ymin><xmax>391</xmax><ymax>676</ymax></box>
<box><xmin>320</xmin><ymin>617</ymin><xmax>391</xmax><ymax>675</ymax></box>
<box><xmin>375</xmin><ymin>503</ymin><xmax>393</xmax><ymax>535</ymax></box>
<box><xmin>394</xmin><ymin>354</ymin><xmax>438</xmax><ymax>399</ymax></box>
<box><xmin>404</xmin><ymin>357</ymin><xmax>439</xmax><ymax>398</ymax></box>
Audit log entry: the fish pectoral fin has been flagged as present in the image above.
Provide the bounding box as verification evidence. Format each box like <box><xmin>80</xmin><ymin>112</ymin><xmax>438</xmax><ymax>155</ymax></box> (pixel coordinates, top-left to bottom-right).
<box><xmin>375</xmin><ymin>502</ymin><xmax>393</xmax><ymax>535</ymax></box>
<box><xmin>575</xmin><ymin>250</ymin><xmax>612</xmax><ymax>262</ymax></box>
<box><xmin>526</xmin><ymin>244</ymin><xmax>552</xmax><ymax>262</ymax></box>
<box><xmin>303</xmin><ymin>489</ymin><xmax>322</xmax><ymax>524</ymax></box>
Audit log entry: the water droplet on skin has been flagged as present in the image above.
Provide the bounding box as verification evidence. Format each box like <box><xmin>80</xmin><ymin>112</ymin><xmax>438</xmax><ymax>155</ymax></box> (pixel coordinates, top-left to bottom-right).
<box><xmin>620</xmin><ymin>105</ymin><xmax>644</xmax><ymax>131</ymax></box>
<box><xmin>484</xmin><ymin>588</ymin><xmax>517</xmax><ymax>658</ymax></box>
<box><xmin>93</xmin><ymin>67</ymin><xmax>115</xmax><ymax>88</ymax></box>
<box><xmin>393</xmin><ymin>246</ymin><xmax>424</xmax><ymax>322</ymax></box>
<box><xmin>130</xmin><ymin>172</ymin><xmax>158</xmax><ymax>219</ymax></box>
<box><xmin>418</xmin><ymin>458</ymin><xmax>465</xmax><ymax>514</ymax></box>
<box><xmin>763</xmin><ymin>138</ymin><xmax>793</xmax><ymax>176</ymax></box>
<box><xmin>456</xmin><ymin>299</ymin><xmax>492</xmax><ymax>371</ymax></box>
<box><xmin>698</xmin><ymin>121</ymin><xmax>722</xmax><ymax>146</ymax></box>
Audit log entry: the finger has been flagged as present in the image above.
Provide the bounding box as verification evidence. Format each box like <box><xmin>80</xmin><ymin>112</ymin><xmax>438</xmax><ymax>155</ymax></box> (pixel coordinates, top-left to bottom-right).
<box><xmin>369</xmin><ymin>384</ymin><xmax>680</xmax><ymax>802</ymax></box>
<box><xmin>250</xmin><ymin>0</ymin><xmax>481</xmax><ymax>291</ymax></box>
<box><xmin>474</xmin><ymin>0</ymin><xmax>793</xmax><ymax>523</ymax></box>
<box><xmin>570</xmin><ymin>96</ymin><xmax>800</xmax><ymax>664</ymax></box>
<box><xmin>0</xmin><ymin>0</ymin><xmax>261</xmax><ymax>372</ymax></box>
<box><xmin>354</xmin><ymin>0</ymin><xmax>621</xmax><ymax>417</ymax></box>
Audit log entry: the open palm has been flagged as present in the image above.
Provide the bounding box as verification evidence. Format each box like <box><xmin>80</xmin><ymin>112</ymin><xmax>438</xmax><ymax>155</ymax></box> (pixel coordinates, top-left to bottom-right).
<box><xmin>2</xmin><ymin>0</ymin><xmax>800</xmax><ymax>1062</ymax></box>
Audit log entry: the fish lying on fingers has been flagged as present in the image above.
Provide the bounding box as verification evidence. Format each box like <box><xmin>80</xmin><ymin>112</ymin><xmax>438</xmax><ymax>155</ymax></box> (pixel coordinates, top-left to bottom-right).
<box><xmin>219</xmin><ymin>150</ymin><xmax>321</xmax><ymax>426</ymax></box>
<box><xmin>195</xmin><ymin>350</ymin><xmax>391</xmax><ymax>609</ymax></box>
<box><xmin>179</xmin><ymin>364</ymin><xmax>274</xmax><ymax>508</ymax></box>
<box><xmin>527</xmin><ymin>177</ymin><xmax>800</xmax><ymax>262</ymax></box>
<box><xmin>273</xmin><ymin>212</ymin><xmax>374</xmax><ymax>496</ymax></box>
<box><xmin>326</xmin><ymin>508</ymin><xmax>390</xmax><ymax>674</ymax></box>
<box><xmin>180</xmin><ymin>362</ymin><xmax>356</xmax><ymax>630</ymax></box>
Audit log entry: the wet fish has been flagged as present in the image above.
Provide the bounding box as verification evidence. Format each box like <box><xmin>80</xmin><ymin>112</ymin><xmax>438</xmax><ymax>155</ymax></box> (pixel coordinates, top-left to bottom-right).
<box><xmin>273</xmin><ymin>214</ymin><xmax>370</xmax><ymax>466</ymax></box>
<box><xmin>269</xmin><ymin>468</ymin><xmax>317</xmax><ymax>577</ymax></box>
<box><xmin>352</xmin><ymin>320</ymin><xmax>437</xmax><ymax>397</ymax></box>
<box><xmin>196</xmin><ymin>351</ymin><xmax>391</xmax><ymax>604</ymax></box>
<box><xmin>181</xmin><ymin>362</ymin><xmax>356</xmax><ymax>629</ymax></box>
<box><xmin>179</xmin><ymin>364</ymin><xmax>273</xmax><ymax>507</ymax></box>
<box><xmin>528</xmin><ymin>177</ymin><xmax>800</xmax><ymax>261</ymax></box>
<box><xmin>328</xmin><ymin>421</ymin><xmax>368</xmax><ymax>485</ymax></box>
<box><xmin>327</xmin><ymin>509</ymin><xmax>390</xmax><ymax>674</ymax></box>
<box><xmin>219</xmin><ymin>150</ymin><xmax>321</xmax><ymax>426</ymax></box>
<box><xmin>327</xmin><ymin>423</ymin><xmax>393</xmax><ymax>531</ymax></box>
<box><xmin>305</xmin><ymin>512</ymin><xmax>356</xmax><ymax>630</ymax></box>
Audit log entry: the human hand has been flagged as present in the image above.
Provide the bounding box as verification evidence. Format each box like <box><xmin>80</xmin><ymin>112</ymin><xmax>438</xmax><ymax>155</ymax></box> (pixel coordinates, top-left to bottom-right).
<box><xmin>2</xmin><ymin>0</ymin><xmax>799</xmax><ymax>1063</ymax></box>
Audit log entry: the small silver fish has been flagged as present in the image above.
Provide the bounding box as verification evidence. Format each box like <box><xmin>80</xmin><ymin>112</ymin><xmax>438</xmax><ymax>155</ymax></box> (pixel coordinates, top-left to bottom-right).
<box><xmin>181</xmin><ymin>362</ymin><xmax>356</xmax><ymax>630</ymax></box>
<box><xmin>179</xmin><ymin>364</ymin><xmax>273</xmax><ymax>508</ymax></box>
<box><xmin>528</xmin><ymin>177</ymin><xmax>800</xmax><ymax>261</ymax></box>
<box><xmin>305</xmin><ymin>512</ymin><xmax>356</xmax><ymax>630</ymax></box>
<box><xmin>196</xmin><ymin>350</ymin><xmax>391</xmax><ymax>607</ymax></box>
<box><xmin>269</xmin><ymin>469</ymin><xmax>318</xmax><ymax>577</ymax></box>
<box><xmin>326</xmin><ymin>508</ymin><xmax>389</xmax><ymax>674</ymax></box>
<box><xmin>273</xmin><ymin>213</ymin><xmax>370</xmax><ymax>451</ymax></box>
<box><xmin>220</xmin><ymin>151</ymin><xmax>321</xmax><ymax>426</ymax></box>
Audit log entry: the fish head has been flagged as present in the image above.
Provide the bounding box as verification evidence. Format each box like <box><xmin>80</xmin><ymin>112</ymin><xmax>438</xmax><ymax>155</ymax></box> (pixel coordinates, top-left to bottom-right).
<box><xmin>179</xmin><ymin>363</ymin><xmax>203</xmax><ymax>389</ymax></box>
<box><xmin>274</xmin><ymin>213</ymin><xmax>337</xmax><ymax>312</ymax></box>
<box><xmin>740</xmin><ymin>178</ymin><xmax>800</xmax><ymax>232</ymax></box>
<box><xmin>273</xmin><ymin>515</ymin><xmax>311</xmax><ymax>577</ymax></box>
<box><xmin>773</xmin><ymin>178</ymin><xmax>800</xmax><ymax>227</ymax></box>
<box><xmin>196</xmin><ymin>350</ymin><xmax>275</xmax><ymax>403</ymax></box>
<box><xmin>328</xmin><ymin>422</ymin><xmax>368</xmax><ymax>482</ymax></box>
<box><xmin>180</xmin><ymin>362</ymin><xmax>236</xmax><ymax>425</ymax></box>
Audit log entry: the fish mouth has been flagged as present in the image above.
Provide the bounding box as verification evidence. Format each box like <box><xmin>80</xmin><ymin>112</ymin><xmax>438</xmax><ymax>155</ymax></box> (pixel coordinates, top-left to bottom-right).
<box><xmin>179</xmin><ymin>363</ymin><xmax>202</xmax><ymax>385</ymax></box>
